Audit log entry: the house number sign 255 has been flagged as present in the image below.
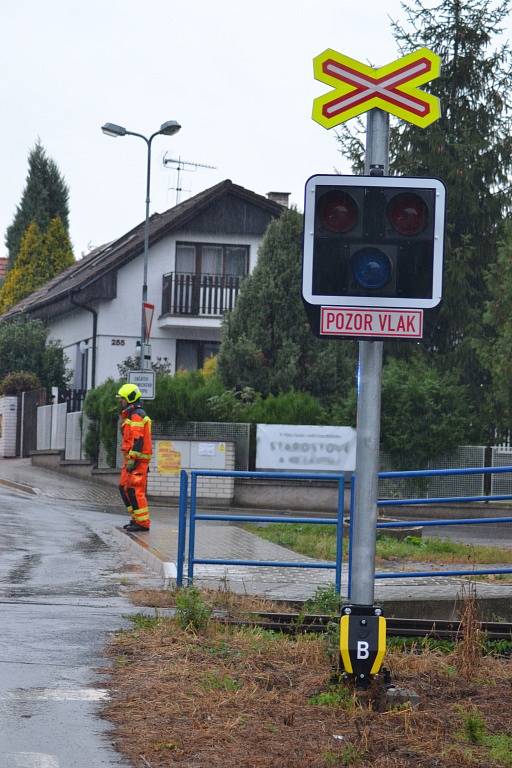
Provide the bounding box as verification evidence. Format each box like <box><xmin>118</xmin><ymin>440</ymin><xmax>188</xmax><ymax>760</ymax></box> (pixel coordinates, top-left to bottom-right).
<box><xmin>111</xmin><ymin>338</ymin><xmax>126</xmax><ymax>346</ymax></box>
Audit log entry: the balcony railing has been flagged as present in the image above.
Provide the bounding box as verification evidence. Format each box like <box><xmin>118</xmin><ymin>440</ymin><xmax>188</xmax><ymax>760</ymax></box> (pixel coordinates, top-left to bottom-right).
<box><xmin>162</xmin><ymin>272</ymin><xmax>243</xmax><ymax>317</ymax></box>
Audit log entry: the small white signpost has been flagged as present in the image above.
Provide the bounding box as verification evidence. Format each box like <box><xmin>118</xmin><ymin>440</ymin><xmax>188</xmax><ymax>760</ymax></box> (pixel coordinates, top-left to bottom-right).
<box><xmin>128</xmin><ymin>370</ymin><xmax>156</xmax><ymax>400</ymax></box>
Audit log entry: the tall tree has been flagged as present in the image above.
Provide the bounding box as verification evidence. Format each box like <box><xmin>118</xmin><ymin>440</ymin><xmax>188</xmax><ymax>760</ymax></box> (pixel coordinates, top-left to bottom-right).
<box><xmin>0</xmin><ymin>222</ymin><xmax>45</xmax><ymax>313</ymax></box>
<box><xmin>0</xmin><ymin>217</ymin><xmax>74</xmax><ymax>313</ymax></box>
<box><xmin>337</xmin><ymin>0</ymin><xmax>512</xmax><ymax>438</ymax></box>
<box><xmin>478</xmin><ymin>222</ymin><xmax>512</xmax><ymax>437</ymax></box>
<box><xmin>5</xmin><ymin>141</ymin><xmax>70</xmax><ymax>267</ymax></box>
<box><xmin>389</xmin><ymin>0</ymin><xmax>512</xmax><ymax>354</ymax></box>
<box><xmin>217</xmin><ymin>208</ymin><xmax>355</xmax><ymax>401</ymax></box>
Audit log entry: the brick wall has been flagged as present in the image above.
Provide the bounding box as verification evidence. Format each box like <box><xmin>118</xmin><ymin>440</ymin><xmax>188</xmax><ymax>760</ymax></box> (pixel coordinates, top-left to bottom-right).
<box><xmin>0</xmin><ymin>396</ymin><xmax>18</xmax><ymax>458</ymax></box>
<box><xmin>147</xmin><ymin>439</ymin><xmax>235</xmax><ymax>502</ymax></box>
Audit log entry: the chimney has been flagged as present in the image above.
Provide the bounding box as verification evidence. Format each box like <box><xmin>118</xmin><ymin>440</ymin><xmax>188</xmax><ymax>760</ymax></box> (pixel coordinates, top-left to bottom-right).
<box><xmin>266</xmin><ymin>191</ymin><xmax>290</xmax><ymax>208</ymax></box>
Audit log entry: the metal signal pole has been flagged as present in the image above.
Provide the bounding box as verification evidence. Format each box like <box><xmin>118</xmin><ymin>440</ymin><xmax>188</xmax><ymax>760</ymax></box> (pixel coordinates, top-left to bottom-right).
<box><xmin>349</xmin><ymin>108</ymin><xmax>389</xmax><ymax>606</ymax></box>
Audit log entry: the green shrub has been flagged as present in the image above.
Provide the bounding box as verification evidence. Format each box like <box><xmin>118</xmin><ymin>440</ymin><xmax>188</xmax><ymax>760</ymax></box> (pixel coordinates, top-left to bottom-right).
<box><xmin>83</xmin><ymin>378</ymin><xmax>120</xmax><ymax>466</ymax></box>
<box><xmin>0</xmin><ymin>370</ymin><xmax>41</xmax><ymax>395</ymax></box>
<box><xmin>83</xmin><ymin>417</ymin><xmax>100</xmax><ymax>462</ymax></box>
<box><xmin>175</xmin><ymin>587</ymin><xmax>211</xmax><ymax>631</ymax></box>
<box><xmin>303</xmin><ymin>584</ymin><xmax>341</xmax><ymax>615</ymax></box>
<box><xmin>207</xmin><ymin>387</ymin><xmax>259</xmax><ymax>422</ymax></box>
<box><xmin>243</xmin><ymin>390</ymin><xmax>327</xmax><ymax>425</ymax></box>
<box><xmin>146</xmin><ymin>370</ymin><xmax>224</xmax><ymax>423</ymax></box>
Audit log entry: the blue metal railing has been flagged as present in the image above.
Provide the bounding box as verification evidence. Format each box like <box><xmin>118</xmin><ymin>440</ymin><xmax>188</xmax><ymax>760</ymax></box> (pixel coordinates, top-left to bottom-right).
<box><xmin>177</xmin><ymin>470</ymin><xmax>345</xmax><ymax>590</ymax></box>
<box><xmin>347</xmin><ymin>465</ymin><xmax>512</xmax><ymax>598</ymax></box>
<box><xmin>177</xmin><ymin>464</ymin><xmax>512</xmax><ymax>596</ymax></box>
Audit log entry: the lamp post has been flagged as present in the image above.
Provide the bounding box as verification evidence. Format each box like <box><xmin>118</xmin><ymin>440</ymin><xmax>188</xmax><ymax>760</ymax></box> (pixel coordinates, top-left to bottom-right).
<box><xmin>102</xmin><ymin>120</ymin><xmax>181</xmax><ymax>370</ymax></box>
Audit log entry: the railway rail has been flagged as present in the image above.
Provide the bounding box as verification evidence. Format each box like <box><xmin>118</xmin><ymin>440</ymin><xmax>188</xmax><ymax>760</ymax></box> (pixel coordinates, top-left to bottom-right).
<box><xmin>218</xmin><ymin>612</ymin><xmax>512</xmax><ymax>642</ymax></box>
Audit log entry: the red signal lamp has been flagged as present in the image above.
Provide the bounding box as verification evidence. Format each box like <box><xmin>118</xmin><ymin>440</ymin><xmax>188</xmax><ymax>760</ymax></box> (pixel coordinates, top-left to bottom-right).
<box><xmin>387</xmin><ymin>192</ymin><xmax>428</xmax><ymax>236</ymax></box>
<box><xmin>317</xmin><ymin>190</ymin><xmax>358</xmax><ymax>233</ymax></box>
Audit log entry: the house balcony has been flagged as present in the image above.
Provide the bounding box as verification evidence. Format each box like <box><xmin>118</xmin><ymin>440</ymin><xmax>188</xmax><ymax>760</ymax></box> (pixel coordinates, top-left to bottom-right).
<box><xmin>159</xmin><ymin>271</ymin><xmax>243</xmax><ymax>329</ymax></box>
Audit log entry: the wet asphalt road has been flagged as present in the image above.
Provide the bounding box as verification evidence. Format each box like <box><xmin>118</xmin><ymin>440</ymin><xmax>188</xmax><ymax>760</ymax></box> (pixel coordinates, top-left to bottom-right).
<box><xmin>0</xmin><ymin>485</ymin><xmax>143</xmax><ymax>768</ymax></box>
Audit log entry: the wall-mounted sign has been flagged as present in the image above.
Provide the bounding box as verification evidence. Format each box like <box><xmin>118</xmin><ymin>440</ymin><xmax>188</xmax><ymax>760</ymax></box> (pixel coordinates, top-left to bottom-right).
<box><xmin>156</xmin><ymin>440</ymin><xmax>182</xmax><ymax>475</ymax></box>
<box><xmin>256</xmin><ymin>424</ymin><xmax>356</xmax><ymax>473</ymax></box>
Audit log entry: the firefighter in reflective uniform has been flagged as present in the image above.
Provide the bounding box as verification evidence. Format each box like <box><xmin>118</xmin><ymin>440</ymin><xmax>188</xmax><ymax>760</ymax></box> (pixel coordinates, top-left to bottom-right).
<box><xmin>116</xmin><ymin>383</ymin><xmax>152</xmax><ymax>531</ymax></box>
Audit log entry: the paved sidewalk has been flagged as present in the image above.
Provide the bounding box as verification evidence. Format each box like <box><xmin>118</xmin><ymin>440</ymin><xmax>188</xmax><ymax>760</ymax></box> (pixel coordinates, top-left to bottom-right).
<box><xmin>3</xmin><ymin>458</ymin><xmax>512</xmax><ymax>613</ymax></box>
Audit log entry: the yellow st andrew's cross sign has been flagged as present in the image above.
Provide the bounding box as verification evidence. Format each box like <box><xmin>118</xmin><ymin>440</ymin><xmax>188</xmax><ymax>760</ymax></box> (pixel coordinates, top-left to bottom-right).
<box><xmin>312</xmin><ymin>47</ymin><xmax>441</xmax><ymax>129</ymax></box>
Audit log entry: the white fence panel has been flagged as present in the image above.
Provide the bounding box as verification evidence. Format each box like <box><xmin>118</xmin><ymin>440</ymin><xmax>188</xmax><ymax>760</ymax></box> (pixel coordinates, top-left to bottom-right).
<box><xmin>37</xmin><ymin>405</ymin><xmax>53</xmax><ymax>451</ymax></box>
<box><xmin>65</xmin><ymin>411</ymin><xmax>83</xmax><ymax>460</ymax></box>
<box><xmin>50</xmin><ymin>402</ymin><xmax>67</xmax><ymax>451</ymax></box>
<box><xmin>0</xmin><ymin>396</ymin><xmax>18</xmax><ymax>458</ymax></box>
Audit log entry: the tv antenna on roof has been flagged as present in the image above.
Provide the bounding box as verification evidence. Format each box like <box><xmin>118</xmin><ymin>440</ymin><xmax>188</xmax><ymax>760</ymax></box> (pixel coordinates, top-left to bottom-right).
<box><xmin>163</xmin><ymin>154</ymin><xmax>217</xmax><ymax>204</ymax></box>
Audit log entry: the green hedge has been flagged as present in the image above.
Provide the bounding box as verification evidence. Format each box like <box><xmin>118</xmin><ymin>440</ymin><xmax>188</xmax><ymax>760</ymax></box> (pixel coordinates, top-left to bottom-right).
<box><xmin>83</xmin><ymin>357</ymin><xmax>474</xmax><ymax>471</ymax></box>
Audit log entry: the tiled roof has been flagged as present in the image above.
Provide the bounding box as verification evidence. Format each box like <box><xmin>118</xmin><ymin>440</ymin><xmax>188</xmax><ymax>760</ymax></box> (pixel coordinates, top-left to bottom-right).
<box><xmin>0</xmin><ymin>180</ymin><xmax>283</xmax><ymax>321</ymax></box>
<box><xmin>0</xmin><ymin>258</ymin><xmax>8</xmax><ymax>279</ymax></box>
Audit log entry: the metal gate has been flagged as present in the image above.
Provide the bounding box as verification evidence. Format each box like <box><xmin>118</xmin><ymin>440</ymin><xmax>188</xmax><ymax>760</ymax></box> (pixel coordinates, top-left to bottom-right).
<box><xmin>16</xmin><ymin>388</ymin><xmax>47</xmax><ymax>457</ymax></box>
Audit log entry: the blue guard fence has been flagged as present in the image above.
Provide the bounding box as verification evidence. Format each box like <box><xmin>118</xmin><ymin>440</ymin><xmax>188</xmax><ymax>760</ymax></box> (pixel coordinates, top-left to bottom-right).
<box><xmin>176</xmin><ymin>465</ymin><xmax>512</xmax><ymax>595</ymax></box>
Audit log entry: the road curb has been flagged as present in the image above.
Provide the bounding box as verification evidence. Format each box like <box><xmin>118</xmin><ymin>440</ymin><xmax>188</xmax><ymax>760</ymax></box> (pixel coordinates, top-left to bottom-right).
<box><xmin>0</xmin><ymin>477</ymin><xmax>39</xmax><ymax>495</ymax></box>
<box><xmin>111</xmin><ymin>526</ymin><xmax>176</xmax><ymax>580</ymax></box>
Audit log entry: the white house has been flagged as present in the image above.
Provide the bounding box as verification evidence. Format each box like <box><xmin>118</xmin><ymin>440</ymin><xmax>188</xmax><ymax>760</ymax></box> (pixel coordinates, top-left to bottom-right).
<box><xmin>1</xmin><ymin>180</ymin><xmax>285</xmax><ymax>388</ymax></box>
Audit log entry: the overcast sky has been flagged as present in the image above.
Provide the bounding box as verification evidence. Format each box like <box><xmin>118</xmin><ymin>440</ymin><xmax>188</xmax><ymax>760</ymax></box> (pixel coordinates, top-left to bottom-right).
<box><xmin>0</xmin><ymin>0</ymin><xmax>458</xmax><ymax>258</ymax></box>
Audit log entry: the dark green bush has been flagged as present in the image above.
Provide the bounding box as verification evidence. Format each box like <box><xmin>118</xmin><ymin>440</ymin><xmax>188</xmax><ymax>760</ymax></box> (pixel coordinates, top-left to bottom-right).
<box><xmin>83</xmin><ymin>378</ymin><xmax>120</xmax><ymax>466</ymax></box>
<box><xmin>84</xmin><ymin>374</ymin><xmax>330</xmax><ymax>464</ymax></box>
<box><xmin>0</xmin><ymin>370</ymin><xmax>42</xmax><ymax>395</ymax></box>
<box><xmin>243</xmin><ymin>390</ymin><xmax>327</xmax><ymax>425</ymax></box>
<box><xmin>146</xmin><ymin>371</ymin><xmax>224</xmax><ymax>423</ymax></box>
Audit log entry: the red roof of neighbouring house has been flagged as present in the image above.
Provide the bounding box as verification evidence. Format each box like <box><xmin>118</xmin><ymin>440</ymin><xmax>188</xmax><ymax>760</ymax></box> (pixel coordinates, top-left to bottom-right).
<box><xmin>0</xmin><ymin>258</ymin><xmax>7</xmax><ymax>280</ymax></box>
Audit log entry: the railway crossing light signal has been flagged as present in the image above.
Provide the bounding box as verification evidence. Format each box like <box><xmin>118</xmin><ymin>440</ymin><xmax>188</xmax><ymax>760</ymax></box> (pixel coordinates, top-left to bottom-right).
<box><xmin>302</xmin><ymin>175</ymin><xmax>446</xmax><ymax>310</ymax></box>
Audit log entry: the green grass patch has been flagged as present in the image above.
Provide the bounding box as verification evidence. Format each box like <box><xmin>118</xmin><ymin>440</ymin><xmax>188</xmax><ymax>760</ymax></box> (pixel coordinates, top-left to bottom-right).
<box><xmin>458</xmin><ymin>707</ymin><xmax>512</xmax><ymax>766</ymax></box>
<box><xmin>200</xmin><ymin>671</ymin><xmax>242</xmax><ymax>692</ymax></box>
<box><xmin>303</xmin><ymin>583</ymin><xmax>341</xmax><ymax>614</ymax></box>
<box><xmin>244</xmin><ymin>523</ymin><xmax>512</xmax><ymax>565</ymax></box>
<box><xmin>308</xmin><ymin>685</ymin><xmax>354</xmax><ymax>709</ymax></box>
<box><xmin>127</xmin><ymin>613</ymin><xmax>162</xmax><ymax>630</ymax></box>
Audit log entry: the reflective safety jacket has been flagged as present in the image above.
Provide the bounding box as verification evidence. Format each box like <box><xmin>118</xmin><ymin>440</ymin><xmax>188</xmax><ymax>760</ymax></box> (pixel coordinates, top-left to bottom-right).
<box><xmin>120</xmin><ymin>404</ymin><xmax>152</xmax><ymax>462</ymax></box>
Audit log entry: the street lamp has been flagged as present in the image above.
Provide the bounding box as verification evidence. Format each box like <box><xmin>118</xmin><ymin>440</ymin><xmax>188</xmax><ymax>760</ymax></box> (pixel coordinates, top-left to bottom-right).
<box><xmin>102</xmin><ymin>119</ymin><xmax>181</xmax><ymax>370</ymax></box>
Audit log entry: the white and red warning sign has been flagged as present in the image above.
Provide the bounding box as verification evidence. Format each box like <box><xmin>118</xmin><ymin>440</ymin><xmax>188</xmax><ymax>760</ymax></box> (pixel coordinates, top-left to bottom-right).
<box><xmin>320</xmin><ymin>307</ymin><xmax>423</xmax><ymax>339</ymax></box>
<box><xmin>143</xmin><ymin>302</ymin><xmax>155</xmax><ymax>342</ymax></box>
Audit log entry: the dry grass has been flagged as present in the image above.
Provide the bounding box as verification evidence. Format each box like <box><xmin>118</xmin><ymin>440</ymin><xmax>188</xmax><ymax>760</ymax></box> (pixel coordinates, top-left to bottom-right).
<box><xmin>129</xmin><ymin>585</ymin><xmax>294</xmax><ymax>616</ymax></box>
<box><xmin>103</xmin><ymin>591</ymin><xmax>512</xmax><ymax>768</ymax></box>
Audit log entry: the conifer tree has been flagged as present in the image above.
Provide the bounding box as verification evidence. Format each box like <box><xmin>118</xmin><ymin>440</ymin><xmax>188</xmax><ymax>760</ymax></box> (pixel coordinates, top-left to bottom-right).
<box><xmin>336</xmin><ymin>0</ymin><xmax>512</xmax><ymax>439</ymax></box>
<box><xmin>0</xmin><ymin>222</ymin><xmax>45</xmax><ymax>312</ymax></box>
<box><xmin>5</xmin><ymin>142</ymin><xmax>70</xmax><ymax>267</ymax></box>
<box><xmin>41</xmin><ymin>217</ymin><xmax>74</xmax><ymax>282</ymax></box>
<box><xmin>478</xmin><ymin>222</ymin><xmax>512</xmax><ymax>436</ymax></box>
<box><xmin>217</xmin><ymin>208</ymin><xmax>355</xmax><ymax>401</ymax></box>
<box><xmin>0</xmin><ymin>217</ymin><xmax>74</xmax><ymax>314</ymax></box>
<box><xmin>388</xmin><ymin>0</ymin><xmax>512</xmax><ymax>356</ymax></box>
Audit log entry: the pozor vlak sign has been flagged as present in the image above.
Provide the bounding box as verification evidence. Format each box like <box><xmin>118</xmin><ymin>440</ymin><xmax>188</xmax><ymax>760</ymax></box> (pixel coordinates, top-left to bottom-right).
<box><xmin>321</xmin><ymin>307</ymin><xmax>423</xmax><ymax>339</ymax></box>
